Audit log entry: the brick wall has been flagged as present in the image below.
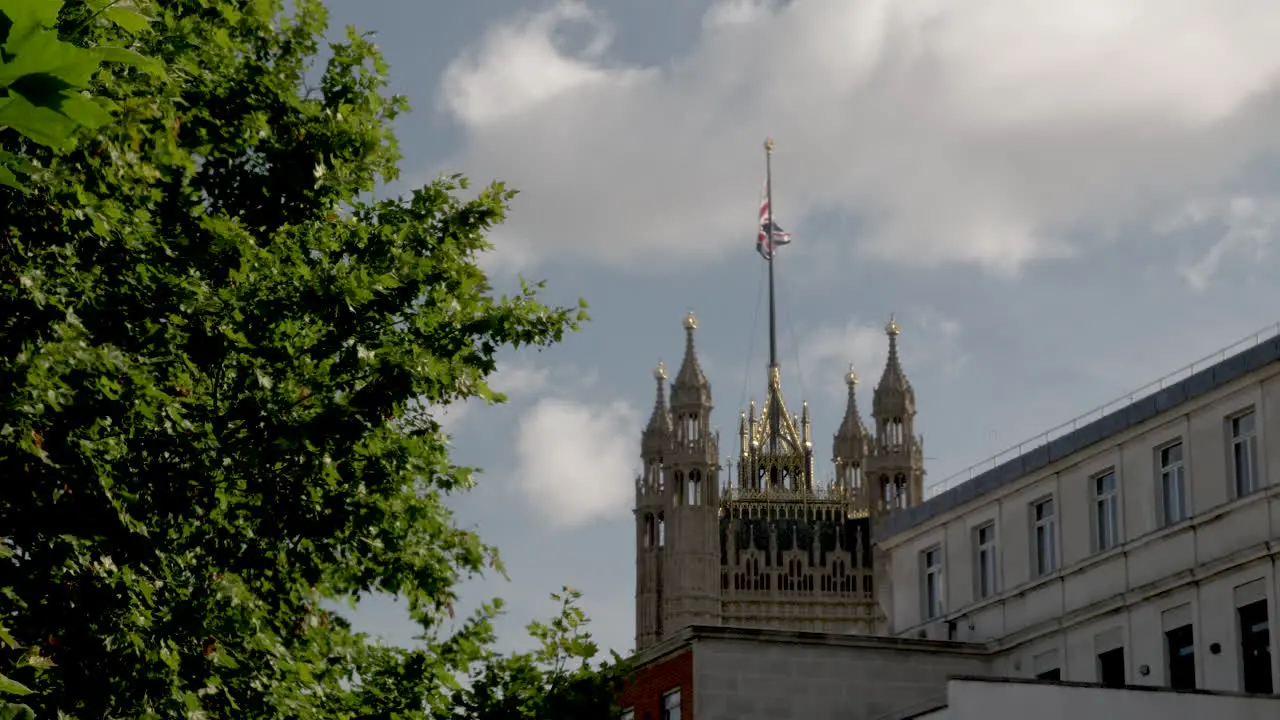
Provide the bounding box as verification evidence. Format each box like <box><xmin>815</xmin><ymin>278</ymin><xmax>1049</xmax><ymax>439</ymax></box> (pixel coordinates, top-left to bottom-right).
<box><xmin>620</xmin><ymin>649</ymin><xmax>694</xmax><ymax>720</ymax></box>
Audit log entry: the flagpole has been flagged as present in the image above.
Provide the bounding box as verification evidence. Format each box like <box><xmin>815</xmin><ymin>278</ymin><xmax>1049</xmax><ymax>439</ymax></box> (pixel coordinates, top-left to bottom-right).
<box><xmin>764</xmin><ymin>137</ymin><xmax>780</xmax><ymax>452</ymax></box>
<box><xmin>765</xmin><ymin>137</ymin><xmax>778</xmax><ymax>370</ymax></box>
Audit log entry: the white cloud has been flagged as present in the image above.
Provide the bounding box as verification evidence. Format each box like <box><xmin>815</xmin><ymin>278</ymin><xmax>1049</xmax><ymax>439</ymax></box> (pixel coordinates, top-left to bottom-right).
<box><xmin>420</xmin><ymin>362</ymin><xmax>550</xmax><ymax>438</ymax></box>
<box><xmin>702</xmin><ymin>0</ymin><xmax>772</xmax><ymax>30</ymax></box>
<box><xmin>439</xmin><ymin>0</ymin><xmax>1280</xmax><ymax>274</ymax></box>
<box><xmin>438</xmin><ymin>2</ymin><xmax>646</xmax><ymax>126</ymax></box>
<box><xmin>801</xmin><ymin>318</ymin><xmax>885</xmax><ymax>393</ymax></box>
<box><xmin>432</xmin><ymin>402</ymin><xmax>473</xmax><ymax>436</ymax></box>
<box><xmin>514</xmin><ymin>398</ymin><xmax>640</xmax><ymax>528</ymax></box>
<box><xmin>1164</xmin><ymin>195</ymin><xmax>1280</xmax><ymax>291</ymax></box>
<box><xmin>801</xmin><ymin>312</ymin><xmax>964</xmax><ymax>397</ymax></box>
<box><xmin>490</xmin><ymin>363</ymin><xmax>551</xmax><ymax>397</ymax></box>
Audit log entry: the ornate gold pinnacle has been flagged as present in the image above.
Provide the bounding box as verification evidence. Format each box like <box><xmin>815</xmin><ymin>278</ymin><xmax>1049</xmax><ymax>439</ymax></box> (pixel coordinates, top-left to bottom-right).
<box><xmin>886</xmin><ymin>314</ymin><xmax>901</xmax><ymax>337</ymax></box>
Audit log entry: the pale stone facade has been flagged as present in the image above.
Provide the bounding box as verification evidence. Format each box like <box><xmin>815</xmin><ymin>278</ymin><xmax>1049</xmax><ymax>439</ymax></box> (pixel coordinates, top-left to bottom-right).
<box><xmin>634</xmin><ymin>312</ymin><xmax>926</xmax><ymax>651</ymax></box>
<box><xmin>898</xmin><ymin>677</ymin><xmax>1280</xmax><ymax>720</ymax></box>
<box><xmin>686</xmin><ymin>626</ymin><xmax>989</xmax><ymax>720</ymax></box>
<box><xmin>877</xmin><ymin>329</ymin><xmax>1280</xmax><ymax>695</ymax></box>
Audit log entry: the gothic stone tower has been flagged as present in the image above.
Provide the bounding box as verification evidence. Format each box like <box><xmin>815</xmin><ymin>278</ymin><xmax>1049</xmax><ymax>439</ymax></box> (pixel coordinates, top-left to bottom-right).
<box><xmin>865</xmin><ymin>316</ymin><xmax>925</xmax><ymax>516</ymax></box>
<box><xmin>634</xmin><ymin>312</ymin><xmax>720</xmax><ymax>650</ymax></box>
<box><xmin>633</xmin><ymin>312</ymin><xmax>925</xmax><ymax>651</ymax></box>
<box><xmin>634</xmin><ymin>359</ymin><xmax>669</xmax><ymax>649</ymax></box>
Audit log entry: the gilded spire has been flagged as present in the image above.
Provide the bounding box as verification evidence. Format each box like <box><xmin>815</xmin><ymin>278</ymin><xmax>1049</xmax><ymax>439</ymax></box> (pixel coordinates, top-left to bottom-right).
<box><xmin>873</xmin><ymin>314</ymin><xmax>916</xmax><ymax>419</ymax></box>
<box><xmin>641</xmin><ymin>360</ymin><xmax>671</xmax><ymax>455</ymax></box>
<box><xmin>671</xmin><ymin>310</ymin><xmax>711</xmax><ymax>408</ymax></box>
<box><xmin>834</xmin><ymin>363</ymin><xmax>869</xmax><ymax>461</ymax></box>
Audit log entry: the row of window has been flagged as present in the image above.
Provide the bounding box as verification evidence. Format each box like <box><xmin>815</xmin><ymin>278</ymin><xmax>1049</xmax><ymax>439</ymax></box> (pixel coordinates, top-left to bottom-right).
<box><xmin>621</xmin><ymin>687</ymin><xmax>680</xmax><ymax>720</ymax></box>
<box><xmin>921</xmin><ymin>408</ymin><xmax>1261</xmax><ymax>620</ymax></box>
<box><xmin>1031</xmin><ymin>598</ymin><xmax>1273</xmax><ymax>695</ymax></box>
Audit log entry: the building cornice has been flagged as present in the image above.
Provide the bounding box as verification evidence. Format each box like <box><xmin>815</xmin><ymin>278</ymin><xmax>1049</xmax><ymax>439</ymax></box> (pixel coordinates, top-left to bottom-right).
<box><xmin>627</xmin><ymin>623</ymin><xmax>990</xmax><ymax>667</ymax></box>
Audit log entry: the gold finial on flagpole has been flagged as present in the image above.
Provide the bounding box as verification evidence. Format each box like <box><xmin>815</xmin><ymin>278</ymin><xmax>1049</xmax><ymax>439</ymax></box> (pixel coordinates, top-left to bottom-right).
<box><xmin>764</xmin><ymin>136</ymin><xmax>775</xmax><ymax>154</ymax></box>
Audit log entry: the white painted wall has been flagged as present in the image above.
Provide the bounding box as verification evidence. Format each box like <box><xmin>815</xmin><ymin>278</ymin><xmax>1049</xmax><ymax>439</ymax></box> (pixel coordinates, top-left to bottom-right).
<box><xmin>934</xmin><ymin>678</ymin><xmax>1280</xmax><ymax>720</ymax></box>
<box><xmin>879</xmin><ymin>363</ymin><xmax>1280</xmax><ymax>693</ymax></box>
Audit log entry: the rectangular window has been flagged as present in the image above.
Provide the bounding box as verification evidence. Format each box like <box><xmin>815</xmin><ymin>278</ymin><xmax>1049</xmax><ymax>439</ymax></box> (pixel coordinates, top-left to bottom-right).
<box><xmin>1097</xmin><ymin>646</ymin><xmax>1126</xmax><ymax>688</ymax></box>
<box><xmin>1165</xmin><ymin>624</ymin><xmax>1196</xmax><ymax>690</ymax></box>
<box><xmin>662</xmin><ymin>688</ymin><xmax>681</xmax><ymax>720</ymax></box>
<box><xmin>1231</xmin><ymin>411</ymin><xmax>1259</xmax><ymax>498</ymax></box>
<box><xmin>1032</xmin><ymin>497</ymin><xmax>1057</xmax><ymax>577</ymax></box>
<box><xmin>974</xmin><ymin>523</ymin><xmax>997</xmax><ymax>600</ymax></box>
<box><xmin>1239</xmin><ymin>600</ymin><xmax>1274</xmax><ymax>694</ymax></box>
<box><xmin>1159</xmin><ymin>442</ymin><xmax>1188</xmax><ymax>527</ymax></box>
<box><xmin>1035</xmin><ymin>667</ymin><xmax>1061</xmax><ymax>681</ymax></box>
<box><xmin>1093</xmin><ymin>470</ymin><xmax>1120</xmax><ymax>552</ymax></box>
<box><xmin>922</xmin><ymin>546</ymin><xmax>943</xmax><ymax>620</ymax></box>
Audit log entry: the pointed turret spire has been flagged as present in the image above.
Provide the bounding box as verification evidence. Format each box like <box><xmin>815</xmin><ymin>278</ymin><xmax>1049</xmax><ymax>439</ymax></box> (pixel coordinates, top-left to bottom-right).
<box><xmin>834</xmin><ymin>364</ymin><xmax>869</xmax><ymax>461</ymax></box>
<box><xmin>671</xmin><ymin>311</ymin><xmax>711</xmax><ymax>408</ymax></box>
<box><xmin>873</xmin><ymin>314</ymin><xmax>916</xmax><ymax>420</ymax></box>
<box><xmin>642</xmin><ymin>361</ymin><xmax>671</xmax><ymax>455</ymax></box>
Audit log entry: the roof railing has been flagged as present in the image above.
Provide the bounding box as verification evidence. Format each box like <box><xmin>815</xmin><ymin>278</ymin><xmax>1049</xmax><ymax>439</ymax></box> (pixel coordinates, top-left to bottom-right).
<box><xmin>924</xmin><ymin>321</ymin><xmax>1280</xmax><ymax>500</ymax></box>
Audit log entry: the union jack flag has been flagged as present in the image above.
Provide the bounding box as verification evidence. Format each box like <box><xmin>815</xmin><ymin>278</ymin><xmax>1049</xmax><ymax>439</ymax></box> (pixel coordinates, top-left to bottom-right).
<box><xmin>757</xmin><ymin>188</ymin><xmax>792</xmax><ymax>260</ymax></box>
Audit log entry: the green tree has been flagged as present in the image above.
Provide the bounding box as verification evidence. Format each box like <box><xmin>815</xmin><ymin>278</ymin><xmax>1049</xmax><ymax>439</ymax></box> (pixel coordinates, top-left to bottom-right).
<box><xmin>0</xmin><ymin>0</ymin><xmax>616</xmax><ymax>717</ymax></box>
<box><xmin>447</xmin><ymin>588</ymin><xmax>630</xmax><ymax>720</ymax></box>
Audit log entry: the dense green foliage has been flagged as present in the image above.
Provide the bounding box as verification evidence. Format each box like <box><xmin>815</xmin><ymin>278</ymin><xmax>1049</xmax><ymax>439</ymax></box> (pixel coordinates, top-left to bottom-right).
<box><xmin>0</xmin><ymin>0</ymin><xmax>626</xmax><ymax>717</ymax></box>
<box><xmin>449</xmin><ymin>589</ymin><xmax>628</xmax><ymax>720</ymax></box>
<box><xmin>0</xmin><ymin>0</ymin><xmax>159</xmax><ymax>189</ymax></box>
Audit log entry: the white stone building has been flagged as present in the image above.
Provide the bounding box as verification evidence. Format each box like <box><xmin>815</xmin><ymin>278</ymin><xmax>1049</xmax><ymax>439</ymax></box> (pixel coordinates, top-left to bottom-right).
<box><xmin>876</xmin><ymin>328</ymin><xmax>1280</xmax><ymax>694</ymax></box>
<box><xmin>896</xmin><ymin>676</ymin><xmax>1280</xmax><ymax>720</ymax></box>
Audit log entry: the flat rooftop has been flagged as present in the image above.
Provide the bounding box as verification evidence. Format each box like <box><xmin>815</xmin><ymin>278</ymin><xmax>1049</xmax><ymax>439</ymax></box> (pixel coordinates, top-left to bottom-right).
<box><xmin>631</xmin><ymin>623</ymin><xmax>987</xmax><ymax>665</ymax></box>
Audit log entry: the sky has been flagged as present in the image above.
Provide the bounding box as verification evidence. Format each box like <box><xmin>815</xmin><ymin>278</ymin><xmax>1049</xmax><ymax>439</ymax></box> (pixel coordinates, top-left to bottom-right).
<box><xmin>319</xmin><ymin>0</ymin><xmax>1280</xmax><ymax>659</ymax></box>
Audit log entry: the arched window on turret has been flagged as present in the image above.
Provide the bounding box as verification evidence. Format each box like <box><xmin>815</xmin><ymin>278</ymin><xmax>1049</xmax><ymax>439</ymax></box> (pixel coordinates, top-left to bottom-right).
<box><xmin>879</xmin><ymin>475</ymin><xmax>893</xmax><ymax>510</ymax></box>
<box><xmin>657</xmin><ymin>512</ymin><xmax>666</xmax><ymax>548</ymax></box>
<box><xmin>647</xmin><ymin>461</ymin><xmax>663</xmax><ymax>496</ymax></box>
<box><xmin>686</xmin><ymin>470</ymin><xmax>702</xmax><ymax>506</ymax></box>
<box><xmin>672</xmin><ymin>470</ymin><xmax>685</xmax><ymax>507</ymax></box>
<box><xmin>893</xmin><ymin>473</ymin><xmax>908</xmax><ymax>509</ymax></box>
<box><xmin>644</xmin><ymin>513</ymin><xmax>656</xmax><ymax>548</ymax></box>
<box><xmin>836</xmin><ymin>462</ymin><xmax>863</xmax><ymax>496</ymax></box>
<box><xmin>673</xmin><ymin>412</ymin><xmax>699</xmax><ymax>446</ymax></box>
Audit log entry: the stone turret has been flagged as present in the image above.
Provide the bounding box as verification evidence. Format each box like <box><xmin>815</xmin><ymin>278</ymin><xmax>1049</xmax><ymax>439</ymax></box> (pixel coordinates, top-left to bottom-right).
<box><xmin>634</xmin><ymin>312</ymin><xmax>721</xmax><ymax>652</ymax></box>
<box><xmin>663</xmin><ymin>311</ymin><xmax>721</xmax><ymax>638</ymax></box>
<box><xmin>833</xmin><ymin>364</ymin><xmax>870</xmax><ymax>509</ymax></box>
<box><xmin>867</xmin><ymin>316</ymin><xmax>924</xmax><ymax>515</ymax></box>
<box><xmin>634</xmin><ymin>361</ymin><xmax>669</xmax><ymax>650</ymax></box>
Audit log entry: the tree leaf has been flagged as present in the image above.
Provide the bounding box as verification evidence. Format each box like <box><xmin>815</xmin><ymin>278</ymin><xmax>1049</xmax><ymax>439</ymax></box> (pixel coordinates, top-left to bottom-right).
<box><xmin>102</xmin><ymin>6</ymin><xmax>153</xmax><ymax>33</ymax></box>
<box><xmin>0</xmin><ymin>673</ymin><xmax>31</xmax><ymax>696</ymax></box>
<box><xmin>0</xmin><ymin>0</ymin><xmax>62</xmax><ymax>32</ymax></box>
<box><xmin>0</xmin><ymin>161</ymin><xmax>22</xmax><ymax>191</ymax></box>
<box><xmin>0</xmin><ymin>703</ymin><xmax>36</xmax><ymax>720</ymax></box>
<box><xmin>51</xmin><ymin>94</ymin><xmax>114</xmax><ymax>130</ymax></box>
<box><xmin>0</xmin><ymin>90</ymin><xmax>80</xmax><ymax>148</ymax></box>
<box><xmin>98</xmin><ymin>46</ymin><xmax>164</xmax><ymax>75</ymax></box>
